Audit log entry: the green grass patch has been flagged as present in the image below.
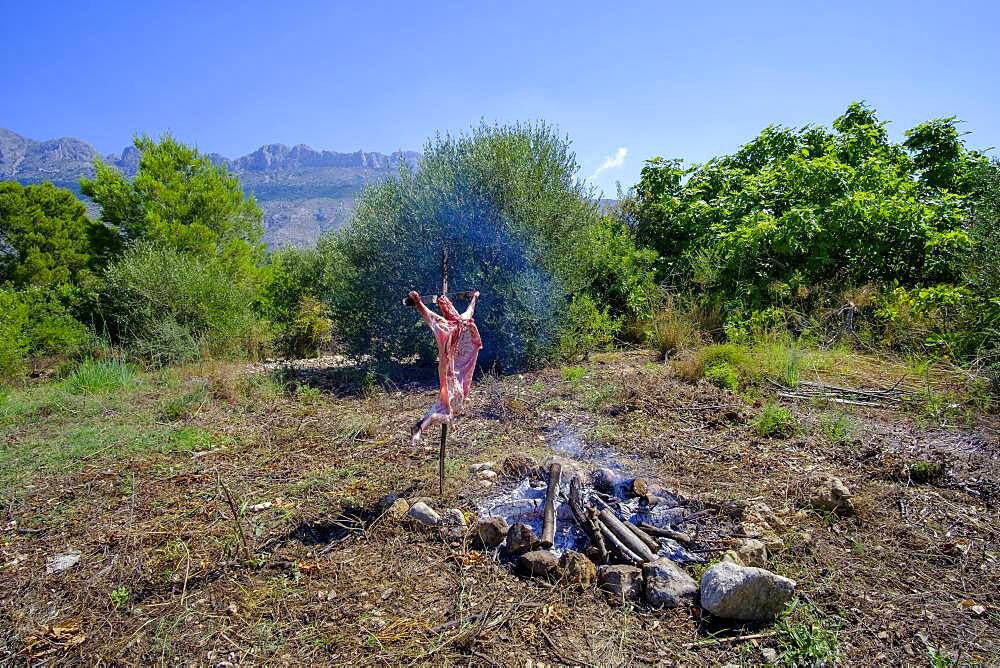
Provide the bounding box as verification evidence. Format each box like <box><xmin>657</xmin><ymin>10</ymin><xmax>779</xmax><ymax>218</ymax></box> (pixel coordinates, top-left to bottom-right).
<box><xmin>561</xmin><ymin>365</ymin><xmax>587</xmax><ymax>384</ymax></box>
<box><xmin>776</xmin><ymin>600</ymin><xmax>841</xmax><ymax>666</ymax></box>
<box><xmin>63</xmin><ymin>358</ymin><xmax>137</xmax><ymax>395</ymax></box>
<box><xmin>908</xmin><ymin>459</ymin><xmax>946</xmax><ymax>483</ymax></box>
<box><xmin>704</xmin><ymin>361</ymin><xmax>739</xmax><ymax>391</ymax></box>
<box><xmin>817</xmin><ymin>412</ymin><xmax>856</xmax><ymax>445</ymax></box>
<box><xmin>753</xmin><ymin>402</ymin><xmax>797</xmax><ymax>437</ymax></box>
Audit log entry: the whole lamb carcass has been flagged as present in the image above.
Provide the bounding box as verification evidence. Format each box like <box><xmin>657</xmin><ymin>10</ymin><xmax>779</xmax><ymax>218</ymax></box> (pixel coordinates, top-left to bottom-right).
<box><xmin>408</xmin><ymin>290</ymin><xmax>482</xmax><ymax>445</ymax></box>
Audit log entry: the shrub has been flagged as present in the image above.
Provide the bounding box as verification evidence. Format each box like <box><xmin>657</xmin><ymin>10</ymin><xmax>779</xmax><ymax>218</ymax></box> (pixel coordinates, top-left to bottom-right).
<box><xmin>908</xmin><ymin>459</ymin><xmax>945</xmax><ymax>483</ymax></box>
<box><xmin>283</xmin><ymin>296</ymin><xmax>333</xmax><ymax>358</ymax></box>
<box><xmin>704</xmin><ymin>362</ymin><xmax>739</xmax><ymax>391</ymax></box>
<box><xmin>558</xmin><ymin>294</ymin><xmax>622</xmax><ymax>361</ymax></box>
<box><xmin>102</xmin><ymin>244</ymin><xmax>262</xmax><ymax>364</ymax></box>
<box><xmin>753</xmin><ymin>402</ymin><xmax>797</xmax><ymax>437</ymax></box>
<box><xmin>0</xmin><ymin>289</ymin><xmax>29</xmax><ymax>380</ymax></box>
<box><xmin>648</xmin><ymin>298</ymin><xmax>701</xmax><ymax>358</ymax></box>
<box><xmin>818</xmin><ymin>413</ymin><xmax>856</xmax><ymax>445</ymax></box>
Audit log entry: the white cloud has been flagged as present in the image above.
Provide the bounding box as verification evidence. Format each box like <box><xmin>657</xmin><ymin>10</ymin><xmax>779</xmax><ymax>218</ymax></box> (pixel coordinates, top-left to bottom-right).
<box><xmin>590</xmin><ymin>147</ymin><xmax>628</xmax><ymax>180</ymax></box>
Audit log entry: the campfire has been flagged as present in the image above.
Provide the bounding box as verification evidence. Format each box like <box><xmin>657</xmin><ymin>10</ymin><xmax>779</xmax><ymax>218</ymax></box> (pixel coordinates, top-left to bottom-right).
<box><xmin>476</xmin><ymin>455</ymin><xmax>705</xmax><ymax>569</ymax></box>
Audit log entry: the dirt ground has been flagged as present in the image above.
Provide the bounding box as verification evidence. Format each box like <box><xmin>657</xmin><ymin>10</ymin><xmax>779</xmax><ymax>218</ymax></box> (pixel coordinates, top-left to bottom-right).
<box><xmin>1</xmin><ymin>350</ymin><xmax>998</xmax><ymax>666</ymax></box>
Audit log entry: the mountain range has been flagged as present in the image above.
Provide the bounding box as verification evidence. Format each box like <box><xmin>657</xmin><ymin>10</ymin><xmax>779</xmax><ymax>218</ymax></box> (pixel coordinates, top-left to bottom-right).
<box><xmin>0</xmin><ymin>128</ymin><xmax>421</xmax><ymax>247</ymax></box>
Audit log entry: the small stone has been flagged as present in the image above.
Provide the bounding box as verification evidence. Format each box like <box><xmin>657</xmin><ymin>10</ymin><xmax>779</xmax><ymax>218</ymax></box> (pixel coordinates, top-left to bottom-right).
<box><xmin>518</xmin><ymin>550</ymin><xmax>560</xmax><ymax>577</ymax></box>
<box><xmin>477</xmin><ymin>517</ymin><xmax>509</xmax><ymax>548</ymax></box>
<box><xmin>559</xmin><ymin>550</ymin><xmax>597</xmax><ymax>587</ymax></box>
<box><xmin>597</xmin><ymin>564</ymin><xmax>643</xmax><ymax>601</ymax></box>
<box><xmin>506</xmin><ymin>523</ymin><xmax>538</xmax><ymax>555</ymax></box>
<box><xmin>700</xmin><ymin>561</ymin><xmax>796</xmax><ymax>621</ymax></box>
<box><xmin>386</xmin><ymin>498</ymin><xmax>409</xmax><ymax>521</ymax></box>
<box><xmin>468</xmin><ymin>462</ymin><xmax>495</xmax><ymax>473</ymax></box>
<box><xmin>441</xmin><ymin>508</ymin><xmax>467</xmax><ymax>528</ymax></box>
<box><xmin>478</xmin><ymin>479</ymin><xmax>494</xmax><ymax>489</ymax></box>
<box><xmin>477</xmin><ymin>469</ymin><xmax>498</xmax><ymax>481</ymax></box>
<box><xmin>761</xmin><ymin>647</ymin><xmax>779</xmax><ymax>664</ymax></box>
<box><xmin>226</xmin><ymin>602</ymin><xmax>238</xmax><ymax>616</ymax></box>
<box><xmin>740</xmin><ymin>520</ymin><xmax>784</xmax><ymax>551</ymax></box>
<box><xmin>500</xmin><ymin>453</ymin><xmax>536</xmax><ymax>478</ymax></box>
<box><xmin>733</xmin><ymin>538</ymin><xmax>768</xmax><ymax>568</ymax></box>
<box><xmin>804</xmin><ymin>473</ymin><xmax>853</xmax><ymax>513</ymax></box>
<box><xmin>632</xmin><ymin>478</ymin><xmax>650</xmax><ymax>497</ymax></box>
<box><xmin>407</xmin><ymin>501</ymin><xmax>441</xmax><ymax>526</ymax></box>
<box><xmin>46</xmin><ymin>550</ymin><xmax>80</xmax><ymax>574</ymax></box>
<box><xmin>642</xmin><ymin>558</ymin><xmax>697</xmax><ymax>608</ymax></box>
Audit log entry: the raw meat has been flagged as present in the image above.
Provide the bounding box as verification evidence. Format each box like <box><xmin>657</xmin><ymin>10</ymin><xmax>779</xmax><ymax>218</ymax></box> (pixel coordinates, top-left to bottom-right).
<box><xmin>409</xmin><ymin>290</ymin><xmax>483</xmax><ymax>444</ymax></box>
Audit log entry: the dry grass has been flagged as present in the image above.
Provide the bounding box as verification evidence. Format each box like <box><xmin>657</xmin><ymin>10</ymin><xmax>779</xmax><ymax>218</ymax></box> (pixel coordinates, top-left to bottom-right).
<box><xmin>1</xmin><ymin>349</ymin><xmax>998</xmax><ymax>665</ymax></box>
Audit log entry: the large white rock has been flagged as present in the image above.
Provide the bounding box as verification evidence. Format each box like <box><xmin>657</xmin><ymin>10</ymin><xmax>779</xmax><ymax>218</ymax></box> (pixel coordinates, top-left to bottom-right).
<box><xmin>642</xmin><ymin>558</ymin><xmax>697</xmax><ymax>608</ymax></box>
<box><xmin>700</xmin><ymin>561</ymin><xmax>795</xmax><ymax>621</ymax></box>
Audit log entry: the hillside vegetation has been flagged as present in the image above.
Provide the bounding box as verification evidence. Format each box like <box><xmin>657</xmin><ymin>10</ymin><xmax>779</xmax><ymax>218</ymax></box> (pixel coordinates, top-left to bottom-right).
<box><xmin>1</xmin><ymin>104</ymin><xmax>999</xmax><ymax>666</ymax></box>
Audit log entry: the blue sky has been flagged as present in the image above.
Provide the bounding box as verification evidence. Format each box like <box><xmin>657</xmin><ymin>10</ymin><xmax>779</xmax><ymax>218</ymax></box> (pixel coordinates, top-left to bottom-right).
<box><xmin>3</xmin><ymin>0</ymin><xmax>998</xmax><ymax>195</ymax></box>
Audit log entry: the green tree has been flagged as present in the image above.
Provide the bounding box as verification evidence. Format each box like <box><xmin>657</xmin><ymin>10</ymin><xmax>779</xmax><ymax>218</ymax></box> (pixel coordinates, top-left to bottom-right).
<box><xmin>81</xmin><ymin>134</ymin><xmax>265</xmax><ymax>279</ymax></box>
<box><xmin>0</xmin><ymin>181</ymin><xmax>116</xmax><ymax>289</ymax></box>
<box><xmin>626</xmin><ymin>102</ymin><xmax>973</xmax><ymax>305</ymax></box>
<box><xmin>333</xmin><ymin>121</ymin><xmax>601</xmax><ymax>369</ymax></box>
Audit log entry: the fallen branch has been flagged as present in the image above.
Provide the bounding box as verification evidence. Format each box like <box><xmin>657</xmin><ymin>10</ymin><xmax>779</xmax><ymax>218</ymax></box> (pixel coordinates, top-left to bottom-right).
<box><xmin>682</xmin><ymin>630</ymin><xmax>778</xmax><ymax>650</ymax></box>
<box><xmin>593</xmin><ymin>503</ymin><xmax>656</xmax><ymax>562</ymax></box>
<box><xmin>567</xmin><ymin>476</ymin><xmax>607</xmax><ymax>563</ymax></box>
<box><xmin>597</xmin><ymin>521</ymin><xmax>643</xmax><ymax>565</ymax></box>
<box><xmin>638</xmin><ymin>522</ymin><xmax>693</xmax><ymax>545</ymax></box>
<box><xmin>622</xmin><ymin>518</ymin><xmax>661</xmax><ymax>553</ymax></box>
<box><xmin>218</xmin><ymin>476</ymin><xmax>252</xmax><ymax>561</ymax></box>
<box><xmin>539</xmin><ymin>462</ymin><xmax>561</xmax><ymax>549</ymax></box>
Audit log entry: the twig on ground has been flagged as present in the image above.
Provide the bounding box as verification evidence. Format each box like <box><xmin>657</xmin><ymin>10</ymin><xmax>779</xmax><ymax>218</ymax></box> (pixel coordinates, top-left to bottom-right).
<box><xmin>218</xmin><ymin>476</ymin><xmax>253</xmax><ymax>561</ymax></box>
<box><xmin>683</xmin><ymin>630</ymin><xmax>778</xmax><ymax>649</ymax></box>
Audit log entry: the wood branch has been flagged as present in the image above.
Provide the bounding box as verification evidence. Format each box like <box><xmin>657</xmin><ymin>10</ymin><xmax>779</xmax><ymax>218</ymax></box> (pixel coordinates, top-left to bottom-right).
<box><xmin>777</xmin><ymin>391</ymin><xmax>884</xmax><ymax>407</ymax></box>
<box><xmin>597</xmin><ymin>521</ymin><xmax>642</xmax><ymax>565</ymax></box>
<box><xmin>567</xmin><ymin>477</ymin><xmax>607</xmax><ymax>563</ymax></box>
<box><xmin>638</xmin><ymin>522</ymin><xmax>693</xmax><ymax>545</ymax></box>
<box><xmin>539</xmin><ymin>462</ymin><xmax>562</xmax><ymax>548</ymax></box>
<box><xmin>596</xmin><ymin>508</ymin><xmax>657</xmax><ymax>562</ymax></box>
<box><xmin>438</xmin><ymin>423</ymin><xmax>448</xmax><ymax>496</ymax></box>
<box><xmin>622</xmin><ymin>518</ymin><xmax>661</xmax><ymax>553</ymax></box>
<box><xmin>218</xmin><ymin>477</ymin><xmax>252</xmax><ymax>561</ymax></box>
<box><xmin>682</xmin><ymin>630</ymin><xmax>778</xmax><ymax>650</ymax></box>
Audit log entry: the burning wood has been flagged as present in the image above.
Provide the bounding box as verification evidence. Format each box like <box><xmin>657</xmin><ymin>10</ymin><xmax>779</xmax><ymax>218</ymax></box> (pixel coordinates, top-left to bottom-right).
<box><xmin>539</xmin><ymin>462</ymin><xmax>562</xmax><ymax>548</ymax></box>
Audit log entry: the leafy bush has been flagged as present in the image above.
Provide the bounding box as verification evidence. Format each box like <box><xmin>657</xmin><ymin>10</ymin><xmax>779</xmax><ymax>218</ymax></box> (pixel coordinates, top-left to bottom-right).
<box><xmin>558</xmin><ymin>294</ymin><xmax>621</xmax><ymax>361</ymax></box>
<box><xmin>753</xmin><ymin>402</ymin><xmax>797</xmax><ymax>437</ymax></box>
<box><xmin>704</xmin><ymin>362</ymin><xmax>739</xmax><ymax>390</ymax></box>
<box><xmin>16</xmin><ymin>286</ymin><xmax>90</xmax><ymax>358</ymax></box>
<box><xmin>0</xmin><ymin>289</ymin><xmax>29</xmax><ymax>380</ymax></box>
<box><xmin>330</xmin><ymin>121</ymin><xmax>603</xmax><ymax>369</ymax></box>
<box><xmin>284</xmin><ymin>296</ymin><xmax>333</xmax><ymax>358</ymax></box>
<box><xmin>102</xmin><ymin>244</ymin><xmax>262</xmax><ymax>364</ymax></box>
<box><xmin>624</xmin><ymin>102</ymin><xmax>996</xmax><ymax>361</ymax></box>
